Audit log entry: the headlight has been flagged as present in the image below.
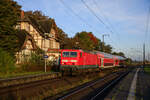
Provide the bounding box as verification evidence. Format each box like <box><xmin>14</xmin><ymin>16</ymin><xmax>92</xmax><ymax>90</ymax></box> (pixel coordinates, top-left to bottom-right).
<box><xmin>70</xmin><ymin>60</ymin><xmax>77</xmax><ymax>62</ymax></box>
<box><xmin>62</xmin><ymin>60</ymin><xmax>68</xmax><ymax>62</ymax></box>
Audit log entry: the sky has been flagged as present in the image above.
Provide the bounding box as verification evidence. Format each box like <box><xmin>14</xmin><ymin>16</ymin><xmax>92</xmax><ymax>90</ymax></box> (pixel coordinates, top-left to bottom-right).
<box><xmin>14</xmin><ymin>0</ymin><xmax>150</xmax><ymax>61</ymax></box>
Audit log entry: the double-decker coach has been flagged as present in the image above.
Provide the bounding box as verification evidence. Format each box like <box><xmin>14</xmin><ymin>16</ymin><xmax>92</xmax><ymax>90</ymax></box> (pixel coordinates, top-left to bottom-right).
<box><xmin>96</xmin><ymin>51</ymin><xmax>115</xmax><ymax>69</ymax></box>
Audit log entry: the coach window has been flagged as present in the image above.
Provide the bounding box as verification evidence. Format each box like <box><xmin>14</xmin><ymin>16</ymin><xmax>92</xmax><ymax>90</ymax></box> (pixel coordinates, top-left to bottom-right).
<box><xmin>70</xmin><ymin>52</ymin><xmax>77</xmax><ymax>57</ymax></box>
<box><xmin>63</xmin><ymin>52</ymin><xmax>69</xmax><ymax>57</ymax></box>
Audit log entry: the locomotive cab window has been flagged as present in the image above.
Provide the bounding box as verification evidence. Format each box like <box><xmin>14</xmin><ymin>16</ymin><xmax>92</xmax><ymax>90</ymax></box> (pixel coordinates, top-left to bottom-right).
<box><xmin>62</xmin><ymin>52</ymin><xmax>77</xmax><ymax>57</ymax></box>
<box><xmin>63</xmin><ymin>52</ymin><xmax>69</xmax><ymax>57</ymax></box>
<box><xmin>70</xmin><ymin>52</ymin><xmax>77</xmax><ymax>57</ymax></box>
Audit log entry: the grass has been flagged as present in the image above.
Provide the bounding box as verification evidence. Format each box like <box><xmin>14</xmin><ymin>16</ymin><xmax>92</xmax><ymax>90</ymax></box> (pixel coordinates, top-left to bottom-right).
<box><xmin>0</xmin><ymin>71</ymin><xmax>54</xmax><ymax>79</ymax></box>
<box><xmin>144</xmin><ymin>66</ymin><xmax>150</xmax><ymax>74</ymax></box>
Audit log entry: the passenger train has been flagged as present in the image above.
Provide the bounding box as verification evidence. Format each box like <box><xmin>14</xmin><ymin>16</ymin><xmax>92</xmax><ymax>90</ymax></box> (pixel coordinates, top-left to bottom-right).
<box><xmin>60</xmin><ymin>49</ymin><xmax>125</xmax><ymax>72</ymax></box>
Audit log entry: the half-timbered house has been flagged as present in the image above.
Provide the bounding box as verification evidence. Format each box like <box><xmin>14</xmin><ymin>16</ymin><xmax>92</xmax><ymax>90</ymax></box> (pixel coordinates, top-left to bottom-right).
<box><xmin>16</xmin><ymin>11</ymin><xmax>60</xmax><ymax>64</ymax></box>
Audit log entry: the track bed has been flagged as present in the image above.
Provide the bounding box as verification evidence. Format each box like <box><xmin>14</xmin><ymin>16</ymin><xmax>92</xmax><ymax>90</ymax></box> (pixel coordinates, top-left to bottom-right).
<box><xmin>0</xmin><ymin>67</ymin><xmax>128</xmax><ymax>100</ymax></box>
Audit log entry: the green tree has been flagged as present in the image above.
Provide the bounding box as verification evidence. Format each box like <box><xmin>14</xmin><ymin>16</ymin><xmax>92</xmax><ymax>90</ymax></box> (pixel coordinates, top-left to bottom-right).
<box><xmin>0</xmin><ymin>0</ymin><xmax>21</xmax><ymax>55</ymax></box>
<box><xmin>87</xmin><ymin>33</ymin><xmax>101</xmax><ymax>51</ymax></box>
<box><xmin>125</xmin><ymin>58</ymin><xmax>132</xmax><ymax>65</ymax></box>
<box><xmin>103</xmin><ymin>44</ymin><xmax>112</xmax><ymax>53</ymax></box>
<box><xmin>112</xmin><ymin>51</ymin><xmax>125</xmax><ymax>57</ymax></box>
<box><xmin>73</xmin><ymin>31</ymin><xmax>95</xmax><ymax>50</ymax></box>
<box><xmin>117</xmin><ymin>52</ymin><xmax>125</xmax><ymax>57</ymax></box>
<box><xmin>25</xmin><ymin>11</ymin><xmax>49</xmax><ymax>21</ymax></box>
<box><xmin>0</xmin><ymin>48</ymin><xmax>15</xmax><ymax>73</ymax></box>
<box><xmin>56</xmin><ymin>27</ymin><xmax>69</xmax><ymax>49</ymax></box>
<box><xmin>63</xmin><ymin>38</ymin><xmax>76</xmax><ymax>49</ymax></box>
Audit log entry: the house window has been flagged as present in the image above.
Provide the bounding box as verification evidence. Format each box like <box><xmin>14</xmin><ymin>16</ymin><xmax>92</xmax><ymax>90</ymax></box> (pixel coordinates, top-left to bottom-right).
<box><xmin>53</xmin><ymin>41</ymin><xmax>55</xmax><ymax>48</ymax></box>
<box><xmin>50</xmin><ymin>40</ymin><xmax>53</xmax><ymax>49</ymax></box>
<box><xmin>26</xmin><ymin>24</ymin><xmax>30</xmax><ymax>32</ymax></box>
<box><xmin>16</xmin><ymin>23</ymin><xmax>21</xmax><ymax>29</ymax></box>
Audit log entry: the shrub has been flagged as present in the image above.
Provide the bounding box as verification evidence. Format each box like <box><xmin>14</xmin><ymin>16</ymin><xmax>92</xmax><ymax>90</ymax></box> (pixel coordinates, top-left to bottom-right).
<box><xmin>20</xmin><ymin>51</ymin><xmax>58</xmax><ymax>72</ymax></box>
<box><xmin>20</xmin><ymin>52</ymin><xmax>45</xmax><ymax>71</ymax></box>
<box><xmin>29</xmin><ymin>52</ymin><xmax>44</xmax><ymax>65</ymax></box>
<box><xmin>0</xmin><ymin>48</ymin><xmax>15</xmax><ymax>73</ymax></box>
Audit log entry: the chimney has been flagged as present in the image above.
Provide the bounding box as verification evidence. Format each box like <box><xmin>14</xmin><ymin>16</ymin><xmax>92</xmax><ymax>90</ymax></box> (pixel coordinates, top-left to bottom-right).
<box><xmin>21</xmin><ymin>10</ymin><xmax>24</xmax><ymax>20</ymax></box>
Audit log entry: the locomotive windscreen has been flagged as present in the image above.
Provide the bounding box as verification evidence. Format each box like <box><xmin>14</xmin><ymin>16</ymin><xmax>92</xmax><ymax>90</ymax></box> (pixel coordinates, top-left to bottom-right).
<box><xmin>62</xmin><ymin>52</ymin><xmax>77</xmax><ymax>57</ymax></box>
<box><xmin>63</xmin><ymin>52</ymin><xmax>69</xmax><ymax>57</ymax></box>
<box><xmin>70</xmin><ymin>52</ymin><xmax>77</xmax><ymax>57</ymax></box>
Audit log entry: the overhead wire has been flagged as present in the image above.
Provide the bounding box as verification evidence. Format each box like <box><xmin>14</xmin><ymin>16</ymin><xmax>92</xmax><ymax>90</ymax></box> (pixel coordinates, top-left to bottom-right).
<box><xmin>58</xmin><ymin>24</ymin><xmax>75</xmax><ymax>37</ymax></box>
<box><xmin>56</xmin><ymin>0</ymin><xmax>82</xmax><ymax>36</ymax></box>
<box><xmin>58</xmin><ymin>0</ymin><xmax>123</xmax><ymax>54</ymax></box>
<box><xmin>81</xmin><ymin>0</ymin><xmax>123</xmax><ymax>53</ymax></box>
<box><xmin>81</xmin><ymin>0</ymin><xmax>121</xmax><ymax>52</ymax></box>
<box><xmin>92</xmin><ymin>0</ymin><xmax>120</xmax><ymax>48</ymax></box>
<box><xmin>92</xmin><ymin>0</ymin><xmax>120</xmax><ymax>40</ymax></box>
<box><xmin>58</xmin><ymin>0</ymin><xmax>102</xmax><ymax>36</ymax></box>
<box><xmin>81</xmin><ymin>0</ymin><xmax>115</xmax><ymax>35</ymax></box>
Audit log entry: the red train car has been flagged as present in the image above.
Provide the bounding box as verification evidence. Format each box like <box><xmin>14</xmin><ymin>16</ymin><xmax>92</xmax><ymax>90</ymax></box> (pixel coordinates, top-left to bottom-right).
<box><xmin>61</xmin><ymin>49</ymin><xmax>98</xmax><ymax>70</ymax></box>
<box><xmin>60</xmin><ymin>49</ymin><xmax>125</xmax><ymax>71</ymax></box>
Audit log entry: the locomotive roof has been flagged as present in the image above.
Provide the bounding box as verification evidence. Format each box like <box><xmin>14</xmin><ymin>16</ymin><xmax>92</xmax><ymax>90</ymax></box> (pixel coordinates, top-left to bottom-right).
<box><xmin>61</xmin><ymin>49</ymin><xmax>83</xmax><ymax>52</ymax></box>
<box><xmin>95</xmin><ymin>51</ymin><xmax>114</xmax><ymax>58</ymax></box>
<box><xmin>94</xmin><ymin>51</ymin><xmax>126</xmax><ymax>60</ymax></box>
<box><xmin>61</xmin><ymin>49</ymin><xmax>126</xmax><ymax>60</ymax></box>
<box><xmin>114</xmin><ymin>55</ymin><xmax>126</xmax><ymax>60</ymax></box>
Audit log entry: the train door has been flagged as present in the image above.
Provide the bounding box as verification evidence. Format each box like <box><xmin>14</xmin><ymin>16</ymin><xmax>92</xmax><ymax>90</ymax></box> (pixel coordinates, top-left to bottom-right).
<box><xmin>116</xmin><ymin>60</ymin><xmax>118</xmax><ymax>66</ymax></box>
<box><xmin>83</xmin><ymin>53</ymin><xmax>86</xmax><ymax>69</ymax></box>
<box><xmin>101</xmin><ymin>58</ymin><xmax>104</xmax><ymax>68</ymax></box>
<box><xmin>113</xmin><ymin>59</ymin><xmax>116</xmax><ymax>66</ymax></box>
<box><xmin>99</xmin><ymin>58</ymin><xmax>101</xmax><ymax>68</ymax></box>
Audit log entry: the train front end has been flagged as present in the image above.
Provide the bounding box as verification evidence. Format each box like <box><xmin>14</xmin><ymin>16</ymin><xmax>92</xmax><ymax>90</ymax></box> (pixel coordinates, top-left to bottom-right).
<box><xmin>60</xmin><ymin>49</ymin><xmax>80</xmax><ymax>71</ymax></box>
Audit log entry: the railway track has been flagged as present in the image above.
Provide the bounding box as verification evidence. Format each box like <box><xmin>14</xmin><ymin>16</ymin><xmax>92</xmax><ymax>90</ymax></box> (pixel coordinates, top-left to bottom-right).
<box><xmin>55</xmin><ymin>70</ymin><xmax>129</xmax><ymax>100</ymax></box>
<box><xmin>0</xmin><ymin>68</ymin><xmax>129</xmax><ymax>99</ymax></box>
<box><xmin>0</xmin><ymin>72</ymin><xmax>61</xmax><ymax>88</ymax></box>
<box><xmin>0</xmin><ymin>71</ymin><xmax>104</xmax><ymax>99</ymax></box>
<box><xmin>0</xmin><ymin>76</ymin><xmax>62</xmax><ymax>97</ymax></box>
<box><xmin>90</xmin><ymin>71</ymin><xmax>129</xmax><ymax>100</ymax></box>
<box><xmin>0</xmin><ymin>73</ymin><xmax>68</xmax><ymax>100</ymax></box>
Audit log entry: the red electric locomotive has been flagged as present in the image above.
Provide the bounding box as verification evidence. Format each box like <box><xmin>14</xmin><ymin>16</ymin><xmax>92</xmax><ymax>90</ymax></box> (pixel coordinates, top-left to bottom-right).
<box><xmin>60</xmin><ymin>49</ymin><xmax>98</xmax><ymax>70</ymax></box>
<box><xmin>60</xmin><ymin>49</ymin><xmax>125</xmax><ymax>71</ymax></box>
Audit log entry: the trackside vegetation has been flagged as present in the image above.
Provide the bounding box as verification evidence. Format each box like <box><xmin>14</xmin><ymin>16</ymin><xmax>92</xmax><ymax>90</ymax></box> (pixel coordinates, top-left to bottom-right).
<box><xmin>0</xmin><ymin>48</ymin><xmax>15</xmax><ymax>74</ymax></box>
<box><xmin>0</xmin><ymin>48</ymin><xmax>54</xmax><ymax>78</ymax></box>
<box><xmin>144</xmin><ymin>66</ymin><xmax>150</xmax><ymax>74</ymax></box>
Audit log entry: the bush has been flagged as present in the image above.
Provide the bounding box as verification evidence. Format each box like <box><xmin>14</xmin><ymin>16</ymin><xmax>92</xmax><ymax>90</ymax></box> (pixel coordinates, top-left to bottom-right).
<box><xmin>0</xmin><ymin>48</ymin><xmax>15</xmax><ymax>73</ymax></box>
<box><xmin>20</xmin><ymin>52</ymin><xmax>45</xmax><ymax>72</ymax></box>
<box><xmin>20</xmin><ymin>51</ymin><xmax>58</xmax><ymax>72</ymax></box>
<box><xmin>29</xmin><ymin>52</ymin><xmax>44</xmax><ymax>65</ymax></box>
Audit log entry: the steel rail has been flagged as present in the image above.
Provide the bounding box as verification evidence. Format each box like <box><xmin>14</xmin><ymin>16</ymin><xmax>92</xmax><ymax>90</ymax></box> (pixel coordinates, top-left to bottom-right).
<box><xmin>90</xmin><ymin>71</ymin><xmax>129</xmax><ymax>100</ymax></box>
<box><xmin>58</xmin><ymin>72</ymin><xmax>122</xmax><ymax>100</ymax></box>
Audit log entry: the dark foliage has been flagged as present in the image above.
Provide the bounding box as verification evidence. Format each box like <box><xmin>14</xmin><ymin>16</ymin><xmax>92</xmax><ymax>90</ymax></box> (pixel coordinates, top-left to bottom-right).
<box><xmin>25</xmin><ymin>11</ymin><xmax>54</xmax><ymax>33</ymax></box>
<box><xmin>73</xmin><ymin>31</ymin><xmax>102</xmax><ymax>51</ymax></box>
<box><xmin>112</xmin><ymin>51</ymin><xmax>125</xmax><ymax>57</ymax></box>
<box><xmin>0</xmin><ymin>48</ymin><xmax>15</xmax><ymax>73</ymax></box>
<box><xmin>0</xmin><ymin>0</ymin><xmax>21</xmax><ymax>55</ymax></box>
<box><xmin>103</xmin><ymin>44</ymin><xmax>112</xmax><ymax>53</ymax></box>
